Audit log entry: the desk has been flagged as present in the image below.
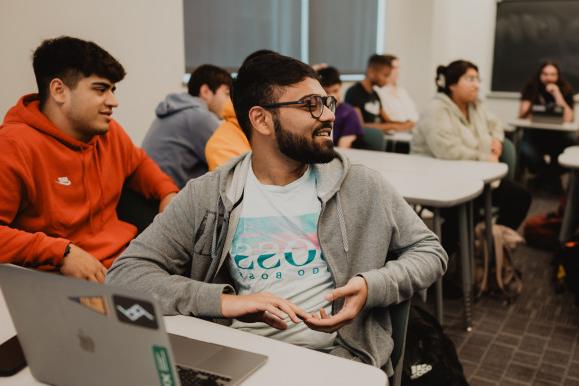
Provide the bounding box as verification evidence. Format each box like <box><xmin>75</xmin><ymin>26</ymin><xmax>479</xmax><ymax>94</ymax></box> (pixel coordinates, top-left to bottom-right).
<box><xmin>0</xmin><ymin>289</ymin><xmax>386</xmax><ymax>386</ymax></box>
<box><xmin>340</xmin><ymin>149</ymin><xmax>489</xmax><ymax>330</ymax></box>
<box><xmin>508</xmin><ymin>119</ymin><xmax>579</xmax><ymax>133</ymax></box>
<box><xmin>559</xmin><ymin>146</ymin><xmax>579</xmax><ymax>243</ymax></box>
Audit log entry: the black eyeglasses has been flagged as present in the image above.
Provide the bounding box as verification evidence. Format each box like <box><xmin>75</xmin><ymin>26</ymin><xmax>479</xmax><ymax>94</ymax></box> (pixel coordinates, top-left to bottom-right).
<box><xmin>260</xmin><ymin>95</ymin><xmax>337</xmax><ymax>120</ymax></box>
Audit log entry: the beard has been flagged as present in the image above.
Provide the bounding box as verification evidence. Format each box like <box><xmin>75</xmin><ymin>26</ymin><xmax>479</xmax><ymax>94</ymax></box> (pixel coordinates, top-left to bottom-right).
<box><xmin>273</xmin><ymin>115</ymin><xmax>337</xmax><ymax>164</ymax></box>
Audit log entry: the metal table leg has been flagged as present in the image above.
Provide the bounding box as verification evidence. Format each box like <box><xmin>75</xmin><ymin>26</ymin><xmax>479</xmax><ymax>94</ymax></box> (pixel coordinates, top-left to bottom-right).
<box><xmin>560</xmin><ymin>170</ymin><xmax>579</xmax><ymax>244</ymax></box>
<box><xmin>459</xmin><ymin>204</ymin><xmax>473</xmax><ymax>331</ymax></box>
<box><xmin>433</xmin><ymin>208</ymin><xmax>443</xmax><ymax>325</ymax></box>
<box><xmin>484</xmin><ymin>184</ymin><xmax>494</xmax><ymax>265</ymax></box>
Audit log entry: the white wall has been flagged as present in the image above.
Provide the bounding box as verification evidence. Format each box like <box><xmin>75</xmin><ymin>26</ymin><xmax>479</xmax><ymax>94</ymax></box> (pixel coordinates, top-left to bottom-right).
<box><xmin>0</xmin><ymin>0</ymin><xmax>185</xmax><ymax>144</ymax></box>
<box><xmin>384</xmin><ymin>0</ymin><xmax>522</xmax><ymax>124</ymax></box>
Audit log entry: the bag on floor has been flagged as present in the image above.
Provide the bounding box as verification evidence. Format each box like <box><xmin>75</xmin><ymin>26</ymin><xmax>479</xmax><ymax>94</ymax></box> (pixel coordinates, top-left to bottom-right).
<box><xmin>552</xmin><ymin>236</ymin><xmax>579</xmax><ymax>307</ymax></box>
<box><xmin>523</xmin><ymin>197</ymin><xmax>565</xmax><ymax>250</ymax></box>
<box><xmin>474</xmin><ymin>223</ymin><xmax>524</xmax><ymax>304</ymax></box>
<box><xmin>402</xmin><ymin>303</ymin><xmax>468</xmax><ymax>386</ymax></box>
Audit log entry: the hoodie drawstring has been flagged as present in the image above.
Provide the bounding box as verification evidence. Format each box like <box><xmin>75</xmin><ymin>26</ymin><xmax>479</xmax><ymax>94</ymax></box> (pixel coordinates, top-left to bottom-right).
<box><xmin>336</xmin><ymin>192</ymin><xmax>349</xmax><ymax>258</ymax></box>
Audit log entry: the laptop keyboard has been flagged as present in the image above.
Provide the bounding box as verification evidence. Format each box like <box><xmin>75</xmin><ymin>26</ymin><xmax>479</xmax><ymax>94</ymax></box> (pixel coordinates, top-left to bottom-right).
<box><xmin>177</xmin><ymin>365</ymin><xmax>232</xmax><ymax>386</ymax></box>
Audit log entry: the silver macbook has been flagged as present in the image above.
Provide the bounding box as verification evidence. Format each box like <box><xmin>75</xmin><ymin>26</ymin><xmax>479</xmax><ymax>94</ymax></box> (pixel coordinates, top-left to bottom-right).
<box><xmin>0</xmin><ymin>265</ymin><xmax>267</xmax><ymax>386</ymax></box>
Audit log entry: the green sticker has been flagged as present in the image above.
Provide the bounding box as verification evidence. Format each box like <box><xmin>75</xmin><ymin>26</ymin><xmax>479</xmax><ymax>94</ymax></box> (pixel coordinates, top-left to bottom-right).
<box><xmin>152</xmin><ymin>345</ymin><xmax>177</xmax><ymax>386</ymax></box>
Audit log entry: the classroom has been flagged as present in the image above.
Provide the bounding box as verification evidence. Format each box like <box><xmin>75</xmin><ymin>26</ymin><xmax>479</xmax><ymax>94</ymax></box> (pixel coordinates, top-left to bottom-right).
<box><xmin>1</xmin><ymin>1</ymin><xmax>579</xmax><ymax>385</ymax></box>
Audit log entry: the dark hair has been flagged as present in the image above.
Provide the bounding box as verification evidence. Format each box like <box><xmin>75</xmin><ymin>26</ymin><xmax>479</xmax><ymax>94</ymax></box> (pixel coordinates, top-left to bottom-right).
<box><xmin>187</xmin><ymin>64</ymin><xmax>232</xmax><ymax>96</ymax></box>
<box><xmin>435</xmin><ymin>60</ymin><xmax>478</xmax><ymax>96</ymax></box>
<box><xmin>33</xmin><ymin>36</ymin><xmax>126</xmax><ymax>108</ymax></box>
<box><xmin>317</xmin><ymin>66</ymin><xmax>341</xmax><ymax>87</ymax></box>
<box><xmin>242</xmin><ymin>49</ymin><xmax>277</xmax><ymax>66</ymax></box>
<box><xmin>523</xmin><ymin>60</ymin><xmax>574</xmax><ymax>98</ymax></box>
<box><xmin>383</xmin><ymin>54</ymin><xmax>398</xmax><ymax>66</ymax></box>
<box><xmin>367</xmin><ymin>54</ymin><xmax>392</xmax><ymax>70</ymax></box>
<box><xmin>232</xmin><ymin>53</ymin><xmax>318</xmax><ymax>140</ymax></box>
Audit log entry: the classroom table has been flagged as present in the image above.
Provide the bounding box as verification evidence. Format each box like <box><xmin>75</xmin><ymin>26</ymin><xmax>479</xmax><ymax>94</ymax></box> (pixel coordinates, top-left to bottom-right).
<box><xmin>340</xmin><ymin>149</ymin><xmax>493</xmax><ymax>330</ymax></box>
<box><xmin>508</xmin><ymin>119</ymin><xmax>579</xmax><ymax>181</ymax></box>
<box><xmin>0</xmin><ymin>289</ymin><xmax>387</xmax><ymax>386</ymax></box>
<box><xmin>508</xmin><ymin>119</ymin><xmax>579</xmax><ymax>133</ymax></box>
<box><xmin>558</xmin><ymin>146</ymin><xmax>579</xmax><ymax>244</ymax></box>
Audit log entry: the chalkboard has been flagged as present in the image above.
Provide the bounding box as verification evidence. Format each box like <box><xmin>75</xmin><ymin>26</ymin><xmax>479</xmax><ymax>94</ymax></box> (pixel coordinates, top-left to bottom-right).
<box><xmin>491</xmin><ymin>0</ymin><xmax>579</xmax><ymax>93</ymax></box>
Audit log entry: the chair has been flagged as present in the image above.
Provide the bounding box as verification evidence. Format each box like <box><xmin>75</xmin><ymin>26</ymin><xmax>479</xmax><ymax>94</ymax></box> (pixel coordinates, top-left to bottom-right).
<box><xmin>357</xmin><ymin>127</ymin><xmax>386</xmax><ymax>151</ymax></box>
<box><xmin>500</xmin><ymin>137</ymin><xmax>517</xmax><ymax>180</ymax></box>
<box><xmin>389</xmin><ymin>299</ymin><xmax>411</xmax><ymax>386</ymax></box>
<box><xmin>116</xmin><ymin>182</ymin><xmax>160</xmax><ymax>234</ymax></box>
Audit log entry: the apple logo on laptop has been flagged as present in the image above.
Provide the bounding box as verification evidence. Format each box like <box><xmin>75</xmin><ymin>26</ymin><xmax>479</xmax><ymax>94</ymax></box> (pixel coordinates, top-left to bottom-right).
<box><xmin>77</xmin><ymin>329</ymin><xmax>95</xmax><ymax>353</ymax></box>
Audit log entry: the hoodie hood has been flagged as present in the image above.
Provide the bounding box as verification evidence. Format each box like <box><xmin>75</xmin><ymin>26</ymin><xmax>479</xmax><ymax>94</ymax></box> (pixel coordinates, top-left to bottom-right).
<box><xmin>155</xmin><ymin>93</ymin><xmax>206</xmax><ymax>118</ymax></box>
<box><xmin>216</xmin><ymin>151</ymin><xmax>351</xmax><ymax>211</ymax></box>
<box><xmin>221</xmin><ymin>99</ymin><xmax>239</xmax><ymax>126</ymax></box>
<box><xmin>3</xmin><ymin>94</ymin><xmax>93</xmax><ymax>149</ymax></box>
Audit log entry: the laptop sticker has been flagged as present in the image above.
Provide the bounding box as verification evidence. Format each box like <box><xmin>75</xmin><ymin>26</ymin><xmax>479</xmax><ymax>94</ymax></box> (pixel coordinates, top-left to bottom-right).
<box><xmin>69</xmin><ymin>296</ymin><xmax>108</xmax><ymax>316</ymax></box>
<box><xmin>152</xmin><ymin>345</ymin><xmax>177</xmax><ymax>386</ymax></box>
<box><xmin>112</xmin><ymin>295</ymin><xmax>158</xmax><ymax>330</ymax></box>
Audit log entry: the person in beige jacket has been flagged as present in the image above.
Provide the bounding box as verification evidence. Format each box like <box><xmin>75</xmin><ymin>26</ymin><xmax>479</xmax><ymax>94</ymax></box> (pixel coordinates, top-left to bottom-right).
<box><xmin>412</xmin><ymin>60</ymin><xmax>531</xmax><ymax>264</ymax></box>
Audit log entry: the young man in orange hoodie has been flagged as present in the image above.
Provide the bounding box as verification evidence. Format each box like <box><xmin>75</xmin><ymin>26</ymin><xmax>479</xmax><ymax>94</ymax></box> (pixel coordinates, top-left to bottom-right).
<box><xmin>0</xmin><ymin>36</ymin><xmax>179</xmax><ymax>283</ymax></box>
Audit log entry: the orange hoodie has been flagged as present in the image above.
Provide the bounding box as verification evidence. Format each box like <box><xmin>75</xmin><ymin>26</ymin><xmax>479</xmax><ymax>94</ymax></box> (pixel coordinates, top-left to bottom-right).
<box><xmin>205</xmin><ymin>99</ymin><xmax>251</xmax><ymax>171</ymax></box>
<box><xmin>0</xmin><ymin>94</ymin><xmax>179</xmax><ymax>270</ymax></box>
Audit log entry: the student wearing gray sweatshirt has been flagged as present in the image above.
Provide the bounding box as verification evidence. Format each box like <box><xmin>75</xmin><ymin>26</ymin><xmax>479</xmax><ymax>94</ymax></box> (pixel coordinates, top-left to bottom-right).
<box><xmin>142</xmin><ymin>65</ymin><xmax>232</xmax><ymax>188</ymax></box>
<box><xmin>107</xmin><ymin>53</ymin><xmax>447</xmax><ymax>378</ymax></box>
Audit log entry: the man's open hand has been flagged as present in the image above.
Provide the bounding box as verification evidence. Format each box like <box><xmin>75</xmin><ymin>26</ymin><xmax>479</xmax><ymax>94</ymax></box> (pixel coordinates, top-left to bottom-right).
<box><xmin>304</xmin><ymin>276</ymin><xmax>368</xmax><ymax>333</ymax></box>
<box><xmin>221</xmin><ymin>292</ymin><xmax>312</xmax><ymax>330</ymax></box>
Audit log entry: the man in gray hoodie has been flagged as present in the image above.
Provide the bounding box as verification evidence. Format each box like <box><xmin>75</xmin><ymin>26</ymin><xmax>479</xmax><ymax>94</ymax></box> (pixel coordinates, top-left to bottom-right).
<box><xmin>142</xmin><ymin>65</ymin><xmax>232</xmax><ymax>188</ymax></box>
<box><xmin>107</xmin><ymin>53</ymin><xmax>447</xmax><ymax>377</ymax></box>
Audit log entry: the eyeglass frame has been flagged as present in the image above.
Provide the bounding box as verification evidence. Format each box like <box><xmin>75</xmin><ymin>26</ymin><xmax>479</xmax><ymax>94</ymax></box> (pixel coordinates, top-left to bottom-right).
<box><xmin>259</xmin><ymin>94</ymin><xmax>337</xmax><ymax>120</ymax></box>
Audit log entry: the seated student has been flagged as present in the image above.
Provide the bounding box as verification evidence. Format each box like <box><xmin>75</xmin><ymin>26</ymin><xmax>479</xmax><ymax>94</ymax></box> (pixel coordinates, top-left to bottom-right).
<box><xmin>344</xmin><ymin>54</ymin><xmax>414</xmax><ymax>133</ymax></box>
<box><xmin>107</xmin><ymin>53</ymin><xmax>447</xmax><ymax>377</ymax></box>
<box><xmin>375</xmin><ymin>55</ymin><xmax>418</xmax><ymax>126</ymax></box>
<box><xmin>142</xmin><ymin>65</ymin><xmax>232</xmax><ymax>187</ymax></box>
<box><xmin>316</xmin><ymin>66</ymin><xmax>364</xmax><ymax>148</ymax></box>
<box><xmin>518</xmin><ymin>61</ymin><xmax>576</xmax><ymax>189</ymax></box>
<box><xmin>205</xmin><ymin>50</ymin><xmax>276</xmax><ymax>171</ymax></box>
<box><xmin>412</xmin><ymin>60</ymin><xmax>531</xmax><ymax>254</ymax></box>
<box><xmin>0</xmin><ymin>36</ymin><xmax>178</xmax><ymax>282</ymax></box>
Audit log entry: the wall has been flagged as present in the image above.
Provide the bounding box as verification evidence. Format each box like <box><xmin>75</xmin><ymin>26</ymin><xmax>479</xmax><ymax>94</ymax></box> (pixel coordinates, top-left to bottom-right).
<box><xmin>385</xmin><ymin>0</ymin><xmax>523</xmax><ymax>124</ymax></box>
<box><xmin>0</xmin><ymin>0</ymin><xmax>185</xmax><ymax>144</ymax></box>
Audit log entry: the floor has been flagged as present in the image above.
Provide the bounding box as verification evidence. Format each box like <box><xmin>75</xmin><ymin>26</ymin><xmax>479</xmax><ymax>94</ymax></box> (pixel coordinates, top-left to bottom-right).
<box><xmin>436</xmin><ymin>190</ymin><xmax>579</xmax><ymax>386</ymax></box>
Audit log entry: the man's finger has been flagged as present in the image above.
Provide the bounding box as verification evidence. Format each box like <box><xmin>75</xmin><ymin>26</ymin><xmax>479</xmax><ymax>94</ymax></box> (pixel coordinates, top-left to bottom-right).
<box><xmin>265</xmin><ymin>304</ymin><xmax>289</xmax><ymax>321</ymax></box>
<box><xmin>325</xmin><ymin>285</ymin><xmax>357</xmax><ymax>301</ymax></box>
<box><xmin>276</xmin><ymin>302</ymin><xmax>300</xmax><ymax>324</ymax></box>
<box><xmin>262</xmin><ymin>311</ymin><xmax>287</xmax><ymax>330</ymax></box>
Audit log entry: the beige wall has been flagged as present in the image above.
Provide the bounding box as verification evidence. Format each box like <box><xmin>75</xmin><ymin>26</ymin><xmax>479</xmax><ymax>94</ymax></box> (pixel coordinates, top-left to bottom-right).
<box><xmin>0</xmin><ymin>0</ymin><xmax>185</xmax><ymax>144</ymax></box>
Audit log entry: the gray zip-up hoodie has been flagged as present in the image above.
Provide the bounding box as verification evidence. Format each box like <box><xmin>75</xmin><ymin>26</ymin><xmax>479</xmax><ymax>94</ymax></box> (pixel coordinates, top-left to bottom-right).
<box><xmin>106</xmin><ymin>152</ymin><xmax>447</xmax><ymax>376</ymax></box>
<box><xmin>142</xmin><ymin>93</ymin><xmax>220</xmax><ymax>188</ymax></box>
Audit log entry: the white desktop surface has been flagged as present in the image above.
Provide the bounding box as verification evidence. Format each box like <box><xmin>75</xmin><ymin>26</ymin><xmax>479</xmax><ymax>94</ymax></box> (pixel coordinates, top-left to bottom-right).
<box><xmin>0</xmin><ymin>290</ymin><xmax>386</xmax><ymax>386</ymax></box>
<box><xmin>559</xmin><ymin>146</ymin><xmax>579</xmax><ymax>169</ymax></box>
<box><xmin>508</xmin><ymin>119</ymin><xmax>579</xmax><ymax>132</ymax></box>
<box><xmin>341</xmin><ymin>148</ymin><xmax>506</xmax><ymax>185</ymax></box>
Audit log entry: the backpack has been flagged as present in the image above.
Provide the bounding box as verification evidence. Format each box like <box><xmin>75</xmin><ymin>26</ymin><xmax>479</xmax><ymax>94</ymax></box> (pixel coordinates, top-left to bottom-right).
<box><xmin>402</xmin><ymin>303</ymin><xmax>468</xmax><ymax>386</ymax></box>
<box><xmin>523</xmin><ymin>197</ymin><xmax>565</xmax><ymax>250</ymax></box>
<box><xmin>474</xmin><ymin>223</ymin><xmax>524</xmax><ymax>304</ymax></box>
<box><xmin>552</xmin><ymin>236</ymin><xmax>579</xmax><ymax>307</ymax></box>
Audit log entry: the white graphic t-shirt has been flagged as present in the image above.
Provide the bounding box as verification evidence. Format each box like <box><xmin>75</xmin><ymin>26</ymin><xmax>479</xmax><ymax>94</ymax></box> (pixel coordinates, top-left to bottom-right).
<box><xmin>228</xmin><ymin>164</ymin><xmax>337</xmax><ymax>350</ymax></box>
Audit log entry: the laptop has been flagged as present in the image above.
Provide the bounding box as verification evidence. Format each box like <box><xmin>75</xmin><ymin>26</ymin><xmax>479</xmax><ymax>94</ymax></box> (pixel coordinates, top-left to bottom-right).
<box><xmin>0</xmin><ymin>265</ymin><xmax>267</xmax><ymax>386</ymax></box>
<box><xmin>530</xmin><ymin>104</ymin><xmax>564</xmax><ymax>124</ymax></box>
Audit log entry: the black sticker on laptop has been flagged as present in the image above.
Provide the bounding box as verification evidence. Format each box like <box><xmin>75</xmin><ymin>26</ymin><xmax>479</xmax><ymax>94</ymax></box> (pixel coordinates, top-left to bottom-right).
<box><xmin>112</xmin><ymin>295</ymin><xmax>158</xmax><ymax>330</ymax></box>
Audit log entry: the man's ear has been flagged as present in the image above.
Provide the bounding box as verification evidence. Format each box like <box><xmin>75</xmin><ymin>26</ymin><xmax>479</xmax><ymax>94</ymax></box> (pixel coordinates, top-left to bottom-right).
<box><xmin>248</xmin><ymin>106</ymin><xmax>274</xmax><ymax>137</ymax></box>
<box><xmin>199</xmin><ymin>84</ymin><xmax>214</xmax><ymax>103</ymax></box>
<box><xmin>49</xmin><ymin>78</ymin><xmax>68</xmax><ymax>105</ymax></box>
